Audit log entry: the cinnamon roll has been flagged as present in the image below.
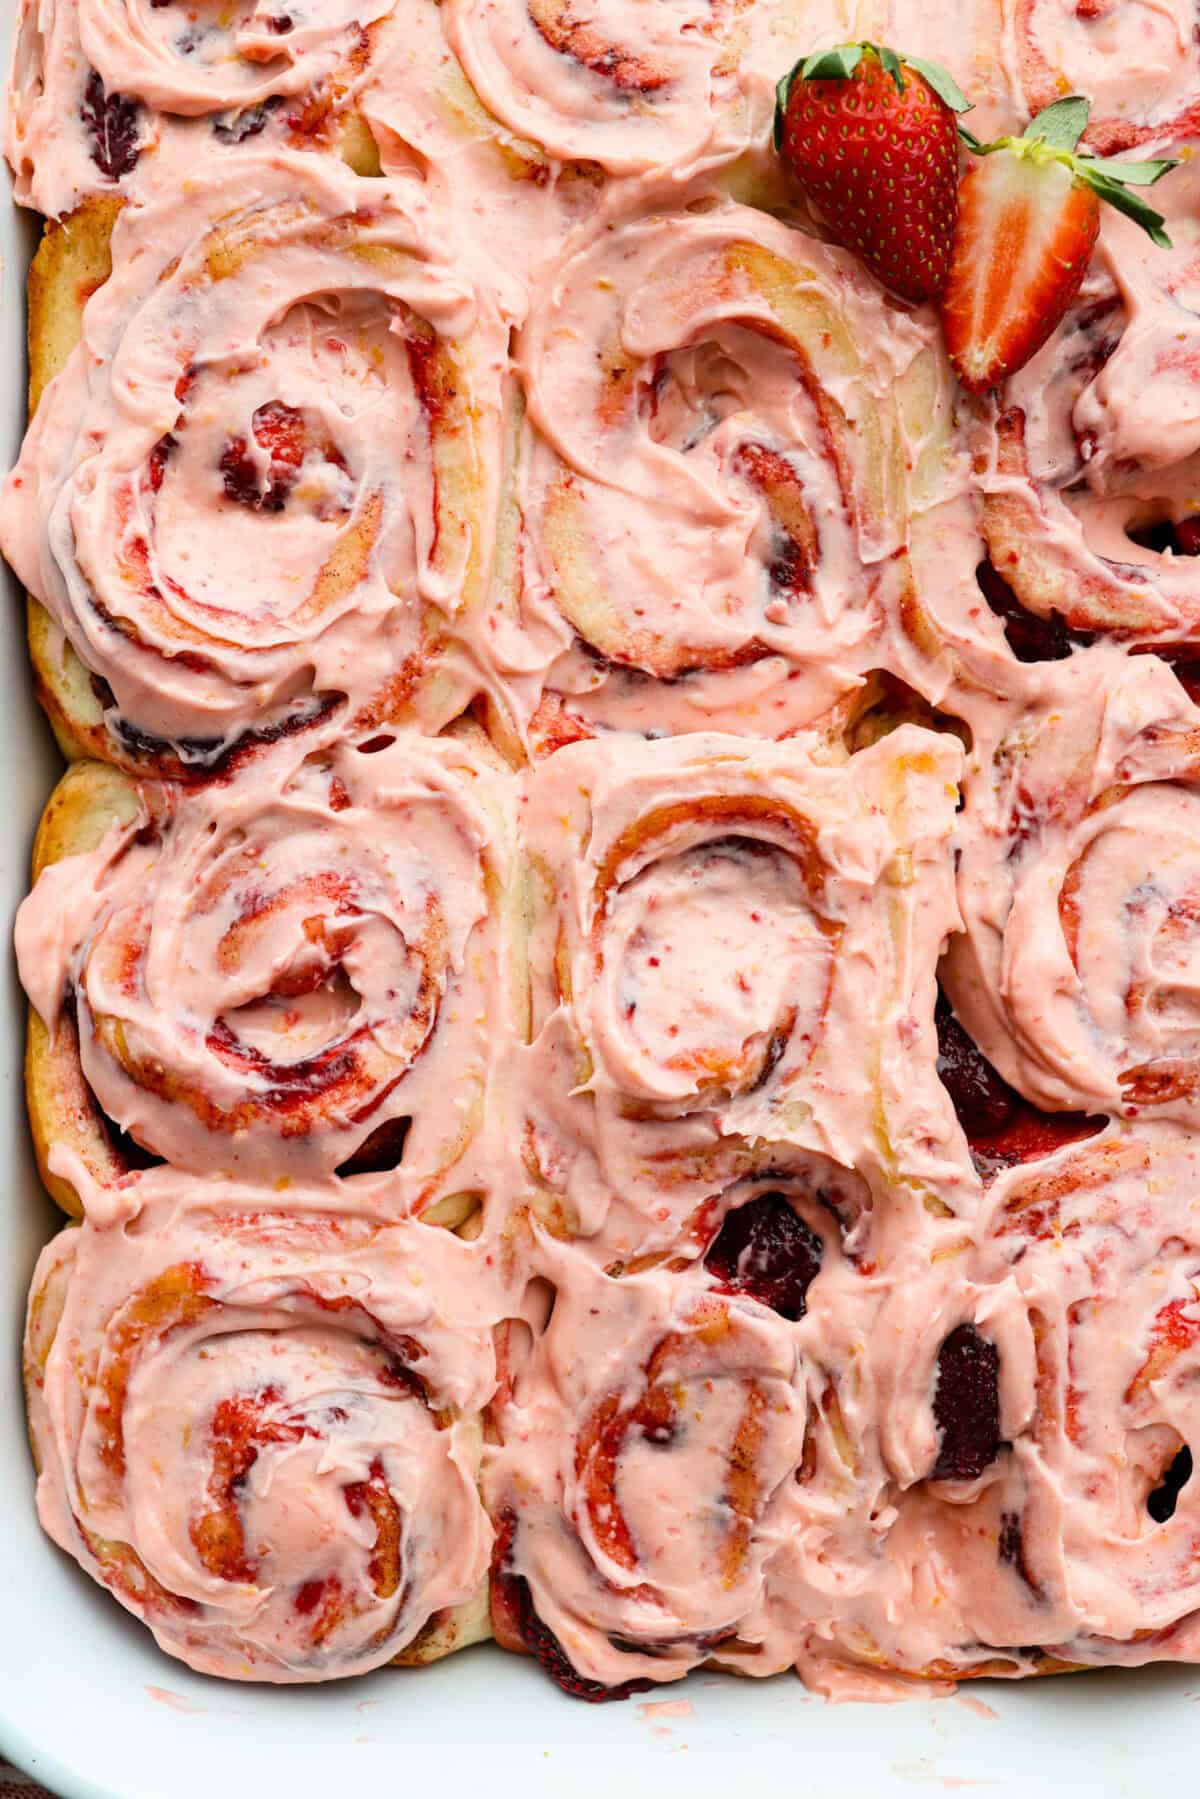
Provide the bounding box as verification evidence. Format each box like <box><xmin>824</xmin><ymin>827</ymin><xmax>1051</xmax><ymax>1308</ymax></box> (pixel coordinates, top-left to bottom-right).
<box><xmin>487</xmin><ymin>1246</ymin><xmax>808</xmax><ymax>1694</ymax></box>
<box><xmin>1</xmin><ymin>153</ymin><xmax>505</xmax><ymax>777</ymax></box>
<box><xmin>6</xmin><ymin>0</ymin><xmax>392</xmax><ymax>216</ymax></box>
<box><xmin>438</xmin><ymin>0</ymin><xmax>756</xmax><ymax>178</ymax></box>
<box><xmin>974</xmin><ymin>150</ymin><xmax>1200</xmax><ymax>646</ymax></box>
<box><xmin>496</xmin><ymin>200</ymin><xmax>955</xmax><ymax>751</ymax></box>
<box><xmin>967</xmin><ymin>1125</ymin><xmax>1200</xmax><ymax>1667</ymax></box>
<box><xmin>839</xmin><ymin>1124</ymin><xmax>1200</xmax><ymax>1682</ymax></box>
<box><xmin>17</xmin><ymin>729</ymin><xmax>517</xmax><ymax>1213</ymax></box>
<box><xmin>944</xmin><ymin>645</ymin><xmax>1200</xmax><ymax>1125</ymax></box>
<box><xmin>517</xmin><ymin>724</ymin><xmax>967</xmax><ymax>1247</ymax></box>
<box><xmin>24</xmin><ymin>1172</ymin><xmax>497</xmax><ymax>1680</ymax></box>
<box><xmin>361</xmin><ymin>0</ymin><xmax>607</xmax><ymax>318</ymax></box>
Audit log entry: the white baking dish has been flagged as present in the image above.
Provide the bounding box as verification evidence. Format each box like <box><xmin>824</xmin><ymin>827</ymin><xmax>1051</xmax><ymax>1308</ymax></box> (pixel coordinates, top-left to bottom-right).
<box><xmin>0</xmin><ymin>13</ymin><xmax>1196</xmax><ymax>1793</ymax></box>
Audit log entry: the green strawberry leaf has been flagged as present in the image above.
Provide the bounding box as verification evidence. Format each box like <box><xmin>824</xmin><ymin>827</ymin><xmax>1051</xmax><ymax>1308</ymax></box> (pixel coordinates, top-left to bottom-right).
<box><xmin>901</xmin><ymin>54</ymin><xmax>972</xmax><ymax>114</ymax></box>
<box><xmin>775</xmin><ymin>40</ymin><xmax>971</xmax><ymax>145</ymax></box>
<box><xmin>876</xmin><ymin>45</ymin><xmax>905</xmax><ymax>90</ymax></box>
<box><xmin>1079</xmin><ymin>166</ymin><xmax>1173</xmax><ymax>247</ymax></box>
<box><xmin>1024</xmin><ymin>96</ymin><xmax>1090</xmax><ymax>151</ymax></box>
<box><xmin>1085</xmin><ymin>156</ymin><xmax>1177</xmax><ymax>187</ymax></box>
<box><xmin>773</xmin><ymin>63</ymin><xmax>798</xmax><ymax>148</ymax></box>
<box><xmin>799</xmin><ymin>44</ymin><xmax>865</xmax><ymax>83</ymax></box>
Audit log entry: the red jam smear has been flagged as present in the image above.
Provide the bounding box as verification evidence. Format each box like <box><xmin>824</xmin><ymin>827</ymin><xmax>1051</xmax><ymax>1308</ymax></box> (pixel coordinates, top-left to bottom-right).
<box><xmin>976</xmin><ymin>560</ymin><xmax>1093</xmax><ymax>664</ymax></box>
<box><xmin>704</xmin><ymin>1191</ymin><xmax>823</xmax><ymax>1322</ymax></box>
<box><xmin>935</xmin><ymin>990</ymin><xmax>1104</xmax><ymax>1179</ymax></box>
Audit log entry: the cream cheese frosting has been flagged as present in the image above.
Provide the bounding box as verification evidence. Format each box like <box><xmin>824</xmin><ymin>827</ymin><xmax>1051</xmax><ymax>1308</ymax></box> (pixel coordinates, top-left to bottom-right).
<box><xmin>0</xmin><ymin>151</ymin><xmax>510</xmax><ymax>770</ymax></box>
<box><xmin>8</xmin><ymin>0</ymin><xmax>1200</xmax><ymax>1707</ymax></box>
<box><xmin>16</xmin><ymin>729</ymin><xmax>517</xmax><ymax>1208</ymax></box>
<box><xmin>26</xmin><ymin>1170</ymin><xmax>498</xmax><ymax>1680</ymax></box>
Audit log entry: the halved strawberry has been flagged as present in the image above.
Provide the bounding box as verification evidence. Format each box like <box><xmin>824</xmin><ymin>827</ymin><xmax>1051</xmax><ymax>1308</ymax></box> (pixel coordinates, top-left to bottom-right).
<box><xmin>774</xmin><ymin>42</ymin><xmax>971</xmax><ymax>305</ymax></box>
<box><xmin>942</xmin><ymin>98</ymin><xmax>1175</xmax><ymax>393</ymax></box>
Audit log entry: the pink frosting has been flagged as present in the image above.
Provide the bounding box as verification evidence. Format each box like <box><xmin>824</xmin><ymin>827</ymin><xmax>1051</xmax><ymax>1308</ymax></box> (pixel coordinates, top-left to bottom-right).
<box><xmin>944</xmin><ymin>645</ymin><xmax>1200</xmax><ymax>1121</ymax></box>
<box><xmin>0</xmin><ymin>152</ymin><xmax>508</xmax><ymax>765</ymax></box>
<box><xmin>6</xmin><ymin>0</ymin><xmax>397</xmax><ymax>215</ymax></box>
<box><xmin>16</xmin><ymin>729</ymin><xmax>517</xmax><ymax>1204</ymax></box>
<box><xmin>10</xmin><ymin>0</ymin><xmax>1200</xmax><ymax>1706</ymax></box>
<box><xmin>517</xmin><ymin>725</ymin><xmax>969</xmax><ymax>1250</ymax></box>
<box><xmin>26</xmin><ymin>1170</ymin><xmax>497</xmax><ymax>1680</ymax></box>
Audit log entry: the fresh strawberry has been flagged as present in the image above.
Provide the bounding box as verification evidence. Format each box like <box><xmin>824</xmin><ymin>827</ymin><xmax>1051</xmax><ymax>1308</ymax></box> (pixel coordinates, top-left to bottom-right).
<box><xmin>774</xmin><ymin>42</ymin><xmax>971</xmax><ymax>305</ymax></box>
<box><xmin>942</xmin><ymin>98</ymin><xmax>1175</xmax><ymax>393</ymax></box>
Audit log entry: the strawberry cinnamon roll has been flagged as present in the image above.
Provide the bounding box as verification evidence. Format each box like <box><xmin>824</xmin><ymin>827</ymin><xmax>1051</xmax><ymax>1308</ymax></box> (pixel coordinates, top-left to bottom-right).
<box><xmin>944</xmin><ymin>645</ymin><xmax>1200</xmax><ymax>1128</ymax></box>
<box><xmin>974</xmin><ymin>152</ymin><xmax>1200</xmax><ymax>647</ymax></box>
<box><xmin>518</xmin><ymin>724</ymin><xmax>967</xmax><ymax>1246</ymax></box>
<box><xmin>6</xmin><ymin>0</ymin><xmax>394</xmax><ymax>215</ymax></box>
<box><xmin>17</xmin><ymin>730</ymin><xmax>516</xmax><ymax>1210</ymax></box>
<box><xmin>967</xmin><ymin>1124</ymin><xmax>1200</xmax><ymax>1666</ymax></box>
<box><xmin>488</xmin><ymin>1247</ymin><xmax>808</xmax><ymax>1695</ymax></box>
<box><xmin>851</xmin><ymin>1125</ymin><xmax>1200</xmax><ymax>1679</ymax></box>
<box><xmin>0</xmin><ymin>153</ymin><xmax>504</xmax><ymax>777</ymax></box>
<box><xmin>1004</xmin><ymin>0</ymin><xmax>1200</xmax><ymax>153</ymax></box>
<box><xmin>438</xmin><ymin>0</ymin><xmax>755</xmax><ymax>179</ymax></box>
<box><xmin>24</xmin><ymin>1173</ymin><xmax>496</xmax><ymax>1681</ymax></box>
<box><xmin>499</xmin><ymin>201</ymin><xmax>952</xmax><ymax>750</ymax></box>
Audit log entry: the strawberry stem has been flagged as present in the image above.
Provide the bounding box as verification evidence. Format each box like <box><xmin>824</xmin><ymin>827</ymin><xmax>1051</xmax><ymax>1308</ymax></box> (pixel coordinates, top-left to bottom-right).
<box><xmin>959</xmin><ymin>98</ymin><xmax>1178</xmax><ymax>248</ymax></box>
<box><xmin>773</xmin><ymin>42</ymin><xmax>971</xmax><ymax>149</ymax></box>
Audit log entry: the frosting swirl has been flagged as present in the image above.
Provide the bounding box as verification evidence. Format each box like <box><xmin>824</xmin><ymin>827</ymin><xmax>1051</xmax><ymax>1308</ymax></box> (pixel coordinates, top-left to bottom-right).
<box><xmin>25</xmin><ymin>1173</ymin><xmax>496</xmax><ymax>1681</ymax></box>
<box><xmin>16</xmin><ymin>731</ymin><xmax>514</xmax><ymax>1203</ymax></box>
<box><xmin>1</xmin><ymin>153</ymin><xmax>504</xmax><ymax>773</ymax></box>
<box><xmin>518</xmin><ymin>724</ymin><xmax>966</xmax><ymax>1246</ymax></box>
<box><xmin>440</xmin><ymin>0</ymin><xmax>754</xmax><ymax>177</ymax></box>
<box><xmin>6</xmin><ymin>0</ymin><xmax>398</xmax><ymax>214</ymax></box>
<box><xmin>500</xmin><ymin>200</ymin><xmax>948</xmax><ymax>749</ymax></box>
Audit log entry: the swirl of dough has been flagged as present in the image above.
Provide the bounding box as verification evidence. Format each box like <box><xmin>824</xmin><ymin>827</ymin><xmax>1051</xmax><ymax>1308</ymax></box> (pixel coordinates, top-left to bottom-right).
<box><xmin>517</xmin><ymin>724</ymin><xmax>966</xmax><ymax>1244</ymax></box>
<box><xmin>24</xmin><ymin>1175</ymin><xmax>497</xmax><ymax>1681</ymax></box>
<box><xmin>1004</xmin><ymin>0</ymin><xmax>1200</xmax><ymax>153</ymax></box>
<box><xmin>500</xmin><ymin>200</ymin><xmax>948</xmax><ymax>750</ymax></box>
<box><xmin>945</xmin><ymin>646</ymin><xmax>1200</xmax><ymax>1123</ymax></box>
<box><xmin>16</xmin><ymin>731</ymin><xmax>515</xmax><ymax>1203</ymax></box>
<box><xmin>0</xmin><ymin>153</ymin><xmax>505</xmax><ymax>774</ymax></box>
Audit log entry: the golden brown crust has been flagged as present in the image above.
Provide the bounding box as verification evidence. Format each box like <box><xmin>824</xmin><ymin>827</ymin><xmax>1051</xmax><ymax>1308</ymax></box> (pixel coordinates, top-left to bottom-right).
<box><xmin>26</xmin><ymin>761</ymin><xmax>143</xmax><ymax>1217</ymax></box>
<box><xmin>27</xmin><ymin>194</ymin><xmax>121</xmax><ymax>415</ymax></box>
<box><xmin>26</xmin><ymin>196</ymin><xmax>123</xmax><ymax>766</ymax></box>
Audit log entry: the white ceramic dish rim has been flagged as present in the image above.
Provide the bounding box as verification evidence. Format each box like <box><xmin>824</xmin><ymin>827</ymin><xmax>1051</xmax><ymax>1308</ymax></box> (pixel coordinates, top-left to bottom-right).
<box><xmin>0</xmin><ymin>17</ymin><xmax>1197</xmax><ymax>1789</ymax></box>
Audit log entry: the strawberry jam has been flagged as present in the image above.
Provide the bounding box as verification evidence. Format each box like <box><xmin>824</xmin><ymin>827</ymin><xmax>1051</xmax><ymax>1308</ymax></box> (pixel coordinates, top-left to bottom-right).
<box><xmin>704</xmin><ymin>1191</ymin><xmax>823</xmax><ymax>1321</ymax></box>
<box><xmin>977</xmin><ymin>560</ymin><xmax>1093</xmax><ymax>664</ymax></box>
<box><xmin>932</xmin><ymin>1324</ymin><xmax>1001</xmax><ymax>1481</ymax></box>
<box><xmin>936</xmin><ymin>990</ymin><xmax>1104</xmax><ymax>1179</ymax></box>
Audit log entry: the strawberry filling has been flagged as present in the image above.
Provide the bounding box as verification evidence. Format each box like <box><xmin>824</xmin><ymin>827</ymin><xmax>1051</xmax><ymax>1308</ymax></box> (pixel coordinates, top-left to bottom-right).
<box><xmin>703</xmin><ymin>1191</ymin><xmax>823</xmax><ymax>1321</ymax></box>
<box><xmin>219</xmin><ymin>401</ymin><xmax>310</xmax><ymax>514</ymax></box>
<box><xmin>935</xmin><ymin>989</ymin><xmax>1104</xmax><ymax>1178</ymax></box>
<box><xmin>490</xmin><ymin>1513</ymin><xmax>653</xmax><ymax>1704</ymax></box>
<box><xmin>932</xmin><ymin>1323</ymin><xmax>1002</xmax><ymax>1482</ymax></box>
<box><xmin>82</xmin><ymin>69</ymin><xmax>140</xmax><ymax>180</ymax></box>
<box><xmin>976</xmin><ymin>559</ymin><xmax>1093</xmax><ymax>663</ymax></box>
